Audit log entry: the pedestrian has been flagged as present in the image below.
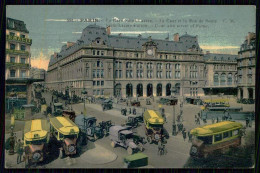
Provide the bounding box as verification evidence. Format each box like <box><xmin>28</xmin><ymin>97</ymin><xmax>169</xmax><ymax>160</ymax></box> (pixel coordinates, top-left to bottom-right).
<box><xmin>126</xmin><ymin>101</ymin><xmax>129</xmax><ymax>106</ymax></box>
<box><xmin>197</xmin><ymin>117</ymin><xmax>200</xmax><ymax>125</ymax></box>
<box><xmin>177</xmin><ymin>124</ymin><xmax>180</xmax><ymax>132</ymax></box>
<box><xmin>133</xmin><ymin>108</ymin><xmax>136</xmax><ymax>115</ymax></box>
<box><xmin>158</xmin><ymin>141</ymin><xmax>162</xmax><ymax>155</ymax></box>
<box><xmin>188</xmin><ymin>131</ymin><xmax>192</xmax><ymax>142</ymax></box>
<box><xmin>52</xmin><ymin>95</ymin><xmax>54</xmax><ymax>102</ymax></box>
<box><xmin>182</xmin><ymin>128</ymin><xmax>187</xmax><ymax>141</ymax></box>
<box><xmin>16</xmin><ymin>139</ymin><xmax>23</xmax><ymax>164</ymax></box>
<box><xmin>216</xmin><ymin>117</ymin><xmax>219</xmax><ymax>123</ymax></box>
<box><xmin>245</xmin><ymin>117</ymin><xmax>249</xmax><ymax>127</ymax></box>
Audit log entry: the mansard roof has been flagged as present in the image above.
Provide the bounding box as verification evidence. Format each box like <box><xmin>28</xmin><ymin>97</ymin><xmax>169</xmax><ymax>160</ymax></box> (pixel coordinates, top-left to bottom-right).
<box><xmin>48</xmin><ymin>24</ymin><xmax>202</xmax><ymax>66</ymax></box>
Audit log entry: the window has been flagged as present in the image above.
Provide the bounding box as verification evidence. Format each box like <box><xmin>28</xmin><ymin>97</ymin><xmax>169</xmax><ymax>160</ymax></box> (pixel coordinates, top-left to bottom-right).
<box><xmin>97</xmin><ymin>90</ymin><xmax>100</xmax><ymax>95</ymax></box>
<box><xmin>21</xmin><ymin>45</ymin><xmax>26</xmax><ymax>51</ymax></box>
<box><xmin>197</xmin><ymin>136</ymin><xmax>212</xmax><ymax>144</ymax></box>
<box><xmin>21</xmin><ymin>34</ymin><xmax>25</xmax><ymax>38</ymax></box>
<box><xmin>223</xmin><ymin>131</ymin><xmax>230</xmax><ymax>139</ymax></box>
<box><xmin>21</xmin><ymin>70</ymin><xmax>26</xmax><ymax>78</ymax></box>
<box><xmin>20</xmin><ymin>58</ymin><xmax>26</xmax><ymax>64</ymax></box>
<box><xmin>97</xmin><ymin>81</ymin><xmax>100</xmax><ymax>86</ymax></box>
<box><xmin>101</xmin><ymin>90</ymin><xmax>104</xmax><ymax>95</ymax></box>
<box><xmin>92</xmin><ymin>70</ymin><xmax>96</xmax><ymax>78</ymax></box>
<box><xmin>101</xmin><ymin>51</ymin><xmax>104</xmax><ymax>56</ymax></box>
<box><xmin>101</xmin><ymin>70</ymin><xmax>104</xmax><ymax>78</ymax></box>
<box><xmin>97</xmin><ymin>60</ymin><xmax>100</xmax><ymax>67</ymax></box>
<box><xmin>10</xmin><ymin>57</ymin><xmax>15</xmax><ymax>63</ymax></box>
<box><xmin>214</xmin><ymin>134</ymin><xmax>222</xmax><ymax>142</ymax></box>
<box><xmin>93</xmin><ymin>50</ymin><xmax>96</xmax><ymax>55</ymax></box>
<box><xmin>10</xmin><ymin>70</ymin><xmax>16</xmax><ymax>77</ymax></box>
<box><xmin>101</xmin><ymin>81</ymin><xmax>104</xmax><ymax>86</ymax></box>
<box><xmin>97</xmin><ymin>70</ymin><xmax>100</xmax><ymax>78</ymax></box>
<box><xmin>97</xmin><ymin>51</ymin><xmax>100</xmax><ymax>55</ymax></box>
<box><xmin>93</xmin><ymin>90</ymin><xmax>96</xmax><ymax>95</ymax></box>
<box><xmin>10</xmin><ymin>43</ymin><xmax>15</xmax><ymax>50</ymax></box>
<box><xmin>248</xmin><ymin>76</ymin><xmax>252</xmax><ymax>84</ymax></box>
<box><xmin>248</xmin><ymin>59</ymin><xmax>252</xmax><ymax>65</ymax></box>
<box><xmin>93</xmin><ymin>81</ymin><xmax>96</xmax><ymax>86</ymax></box>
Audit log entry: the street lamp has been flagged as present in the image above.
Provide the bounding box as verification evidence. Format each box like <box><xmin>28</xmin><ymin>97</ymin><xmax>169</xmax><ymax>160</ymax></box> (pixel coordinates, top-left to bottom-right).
<box><xmin>171</xmin><ymin>87</ymin><xmax>177</xmax><ymax>136</ymax></box>
<box><xmin>81</xmin><ymin>87</ymin><xmax>88</xmax><ymax>116</ymax></box>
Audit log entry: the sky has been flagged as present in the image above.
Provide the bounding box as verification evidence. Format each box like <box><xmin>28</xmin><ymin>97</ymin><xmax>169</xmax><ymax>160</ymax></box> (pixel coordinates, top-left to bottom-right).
<box><xmin>6</xmin><ymin>5</ymin><xmax>256</xmax><ymax>70</ymax></box>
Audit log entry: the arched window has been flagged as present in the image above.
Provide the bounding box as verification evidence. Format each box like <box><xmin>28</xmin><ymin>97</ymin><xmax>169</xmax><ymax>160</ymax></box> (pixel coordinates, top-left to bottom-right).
<box><xmin>220</xmin><ymin>73</ymin><xmax>226</xmax><ymax>85</ymax></box>
<box><xmin>227</xmin><ymin>73</ymin><xmax>232</xmax><ymax>85</ymax></box>
<box><xmin>214</xmin><ymin>73</ymin><xmax>219</xmax><ymax>86</ymax></box>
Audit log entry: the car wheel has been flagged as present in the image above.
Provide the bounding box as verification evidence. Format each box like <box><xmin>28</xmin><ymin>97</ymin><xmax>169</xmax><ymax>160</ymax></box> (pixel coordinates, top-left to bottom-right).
<box><xmin>111</xmin><ymin>141</ymin><xmax>116</xmax><ymax>148</ymax></box>
<box><xmin>127</xmin><ymin>147</ymin><xmax>133</xmax><ymax>155</ymax></box>
<box><xmin>147</xmin><ymin>136</ymin><xmax>152</xmax><ymax>144</ymax></box>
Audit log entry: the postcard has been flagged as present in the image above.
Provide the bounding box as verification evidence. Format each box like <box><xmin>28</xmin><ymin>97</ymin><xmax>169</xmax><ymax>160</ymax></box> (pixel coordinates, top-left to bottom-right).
<box><xmin>4</xmin><ymin>5</ymin><xmax>255</xmax><ymax>168</ymax></box>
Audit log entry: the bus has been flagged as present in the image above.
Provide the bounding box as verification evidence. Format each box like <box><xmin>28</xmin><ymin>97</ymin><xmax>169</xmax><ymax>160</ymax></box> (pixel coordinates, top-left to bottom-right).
<box><xmin>190</xmin><ymin>121</ymin><xmax>243</xmax><ymax>158</ymax></box>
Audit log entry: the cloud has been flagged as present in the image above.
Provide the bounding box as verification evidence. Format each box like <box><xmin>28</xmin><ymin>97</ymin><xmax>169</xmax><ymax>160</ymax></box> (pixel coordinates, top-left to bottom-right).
<box><xmin>72</xmin><ymin>31</ymin><xmax>169</xmax><ymax>35</ymax></box>
<box><xmin>44</xmin><ymin>19</ymin><xmax>68</xmax><ymax>22</ymax></box>
<box><xmin>31</xmin><ymin>51</ymin><xmax>51</xmax><ymax>70</ymax></box>
<box><xmin>200</xmin><ymin>45</ymin><xmax>240</xmax><ymax>50</ymax></box>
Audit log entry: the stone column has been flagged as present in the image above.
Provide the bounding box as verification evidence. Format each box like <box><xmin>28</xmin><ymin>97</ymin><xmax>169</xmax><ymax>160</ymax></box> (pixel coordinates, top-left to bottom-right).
<box><xmin>133</xmin><ymin>84</ymin><xmax>137</xmax><ymax>98</ymax></box>
<box><xmin>237</xmin><ymin>88</ymin><xmax>241</xmax><ymax>99</ymax></box>
<box><xmin>143</xmin><ymin>85</ymin><xmax>147</xmax><ymax>97</ymax></box>
<box><xmin>153</xmin><ymin>85</ymin><xmax>156</xmax><ymax>97</ymax></box>
<box><xmin>27</xmin><ymin>84</ymin><xmax>32</xmax><ymax>104</ymax></box>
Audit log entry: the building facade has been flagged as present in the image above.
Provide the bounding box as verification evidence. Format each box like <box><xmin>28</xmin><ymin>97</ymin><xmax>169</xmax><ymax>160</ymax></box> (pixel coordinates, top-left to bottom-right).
<box><xmin>237</xmin><ymin>32</ymin><xmax>256</xmax><ymax>100</ymax></box>
<box><xmin>203</xmin><ymin>51</ymin><xmax>238</xmax><ymax>95</ymax></box>
<box><xmin>5</xmin><ymin>17</ymin><xmax>33</xmax><ymax>111</ymax></box>
<box><xmin>46</xmin><ymin>24</ymin><xmax>239</xmax><ymax>98</ymax></box>
<box><xmin>30</xmin><ymin>67</ymin><xmax>46</xmax><ymax>81</ymax></box>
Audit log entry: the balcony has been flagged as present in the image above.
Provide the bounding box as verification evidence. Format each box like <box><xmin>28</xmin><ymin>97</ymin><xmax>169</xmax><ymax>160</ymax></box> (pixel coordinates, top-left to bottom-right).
<box><xmin>6</xmin><ymin>35</ymin><xmax>32</xmax><ymax>45</ymax></box>
<box><xmin>6</xmin><ymin>49</ymin><xmax>29</xmax><ymax>55</ymax></box>
<box><xmin>6</xmin><ymin>62</ymin><xmax>29</xmax><ymax>68</ymax></box>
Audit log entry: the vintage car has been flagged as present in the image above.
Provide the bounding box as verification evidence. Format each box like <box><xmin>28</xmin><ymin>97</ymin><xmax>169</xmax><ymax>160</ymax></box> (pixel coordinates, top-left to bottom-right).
<box><xmin>125</xmin><ymin>115</ymin><xmax>139</xmax><ymax>128</ymax></box>
<box><xmin>23</xmin><ymin>119</ymin><xmax>49</xmax><ymax>168</ymax></box>
<box><xmin>146</xmin><ymin>98</ymin><xmax>151</xmax><ymax>105</ymax></box>
<box><xmin>102</xmin><ymin>99</ymin><xmax>113</xmax><ymax>111</ymax></box>
<box><xmin>157</xmin><ymin>97</ymin><xmax>178</xmax><ymax>106</ymax></box>
<box><xmin>98</xmin><ymin>120</ymin><xmax>114</xmax><ymax>136</ymax></box>
<box><xmin>190</xmin><ymin>121</ymin><xmax>243</xmax><ymax>158</ymax></box>
<box><xmin>62</xmin><ymin>110</ymin><xmax>76</xmax><ymax>122</ymax></box>
<box><xmin>123</xmin><ymin>153</ymin><xmax>148</xmax><ymax>168</ymax></box>
<box><xmin>131</xmin><ymin>100</ymin><xmax>141</xmax><ymax>107</ymax></box>
<box><xmin>75</xmin><ymin>115</ymin><xmax>104</xmax><ymax>141</ymax></box>
<box><xmin>53</xmin><ymin>103</ymin><xmax>63</xmax><ymax>117</ymax></box>
<box><xmin>109</xmin><ymin>125</ymin><xmax>143</xmax><ymax>155</ymax></box>
<box><xmin>143</xmin><ymin>110</ymin><xmax>169</xmax><ymax>144</ymax></box>
<box><xmin>49</xmin><ymin>117</ymin><xmax>80</xmax><ymax>158</ymax></box>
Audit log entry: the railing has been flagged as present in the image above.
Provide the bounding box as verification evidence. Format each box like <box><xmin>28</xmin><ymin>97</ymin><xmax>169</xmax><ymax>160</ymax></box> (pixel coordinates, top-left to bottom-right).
<box><xmin>6</xmin><ymin>49</ymin><xmax>29</xmax><ymax>55</ymax></box>
<box><xmin>6</xmin><ymin>35</ymin><xmax>32</xmax><ymax>44</ymax></box>
<box><xmin>6</xmin><ymin>62</ymin><xmax>29</xmax><ymax>68</ymax></box>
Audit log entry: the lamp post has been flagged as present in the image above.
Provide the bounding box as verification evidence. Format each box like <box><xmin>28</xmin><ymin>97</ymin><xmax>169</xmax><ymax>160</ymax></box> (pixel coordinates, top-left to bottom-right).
<box><xmin>171</xmin><ymin>87</ymin><xmax>177</xmax><ymax>136</ymax></box>
<box><xmin>81</xmin><ymin>88</ymin><xmax>88</xmax><ymax>116</ymax></box>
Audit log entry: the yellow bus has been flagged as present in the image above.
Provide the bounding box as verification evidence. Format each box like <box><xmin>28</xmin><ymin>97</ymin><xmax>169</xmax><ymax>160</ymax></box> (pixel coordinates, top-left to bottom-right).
<box><xmin>190</xmin><ymin>121</ymin><xmax>243</xmax><ymax>158</ymax></box>
<box><xmin>143</xmin><ymin>110</ymin><xmax>169</xmax><ymax>144</ymax></box>
<box><xmin>49</xmin><ymin>116</ymin><xmax>80</xmax><ymax>158</ymax></box>
<box><xmin>23</xmin><ymin>119</ymin><xmax>49</xmax><ymax>168</ymax></box>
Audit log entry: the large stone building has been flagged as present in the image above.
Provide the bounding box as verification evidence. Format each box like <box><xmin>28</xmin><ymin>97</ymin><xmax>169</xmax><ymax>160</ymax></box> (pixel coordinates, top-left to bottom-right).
<box><xmin>46</xmin><ymin>24</ymin><xmax>238</xmax><ymax>98</ymax></box>
<box><xmin>203</xmin><ymin>51</ymin><xmax>238</xmax><ymax>95</ymax></box>
<box><xmin>5</xmin><ymin>17</ymin><xmax>33</xmax><ymax>111</ymax></box>
<box><xmin>237</xmin><ymin>32</ymin><xmax>256</xmax><ymax>100</ymax></box>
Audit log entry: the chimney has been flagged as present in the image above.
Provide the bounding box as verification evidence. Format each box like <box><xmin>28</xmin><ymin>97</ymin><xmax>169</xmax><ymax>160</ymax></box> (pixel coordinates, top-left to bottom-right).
<box><xmin>106</xmin><ymin>26</ymin><xmax>111</xmax><ymax>35</ymax></box>
<box><xmin>174</xmin><ymin>33</ymin><xmax>179</xmax><ymax>42</ymax></box>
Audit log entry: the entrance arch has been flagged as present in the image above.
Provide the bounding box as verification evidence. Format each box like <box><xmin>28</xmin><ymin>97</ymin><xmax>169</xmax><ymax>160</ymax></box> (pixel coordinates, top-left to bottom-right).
<box><xmin>136</xmin><ymin>84</ymin><xmax>143</xmax><ymax>97</ymax></box>
<box><xmin>166</xmin><ymin>83</ymin><xmax>171</xmax><ymax>96</ymax></box>
<box><xmin>147</xmin><ymin>84</ymin><xmax>153</xmax><ymax>97</ymax></box>
<box><xmin>157</xmin><ymin>84</ymin><xmax>162</xmax><ymax>96</ymax></box>
<box><xmin>114</xmin><ymin>83</ymin><xmax>122</xmax><ymax>97</ymax></box>
<box><xmin>126</xmin><ymin>83</ymin><xmax>133</xmax><ymax>97</ymax></box>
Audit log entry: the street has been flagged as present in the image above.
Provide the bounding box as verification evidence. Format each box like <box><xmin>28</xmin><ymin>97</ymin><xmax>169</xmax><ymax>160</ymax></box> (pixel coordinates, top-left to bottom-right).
<box><xmin>5</xmin><ymin>90</ymin><xmax>255</xmax><ymax>168</ymax></box>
